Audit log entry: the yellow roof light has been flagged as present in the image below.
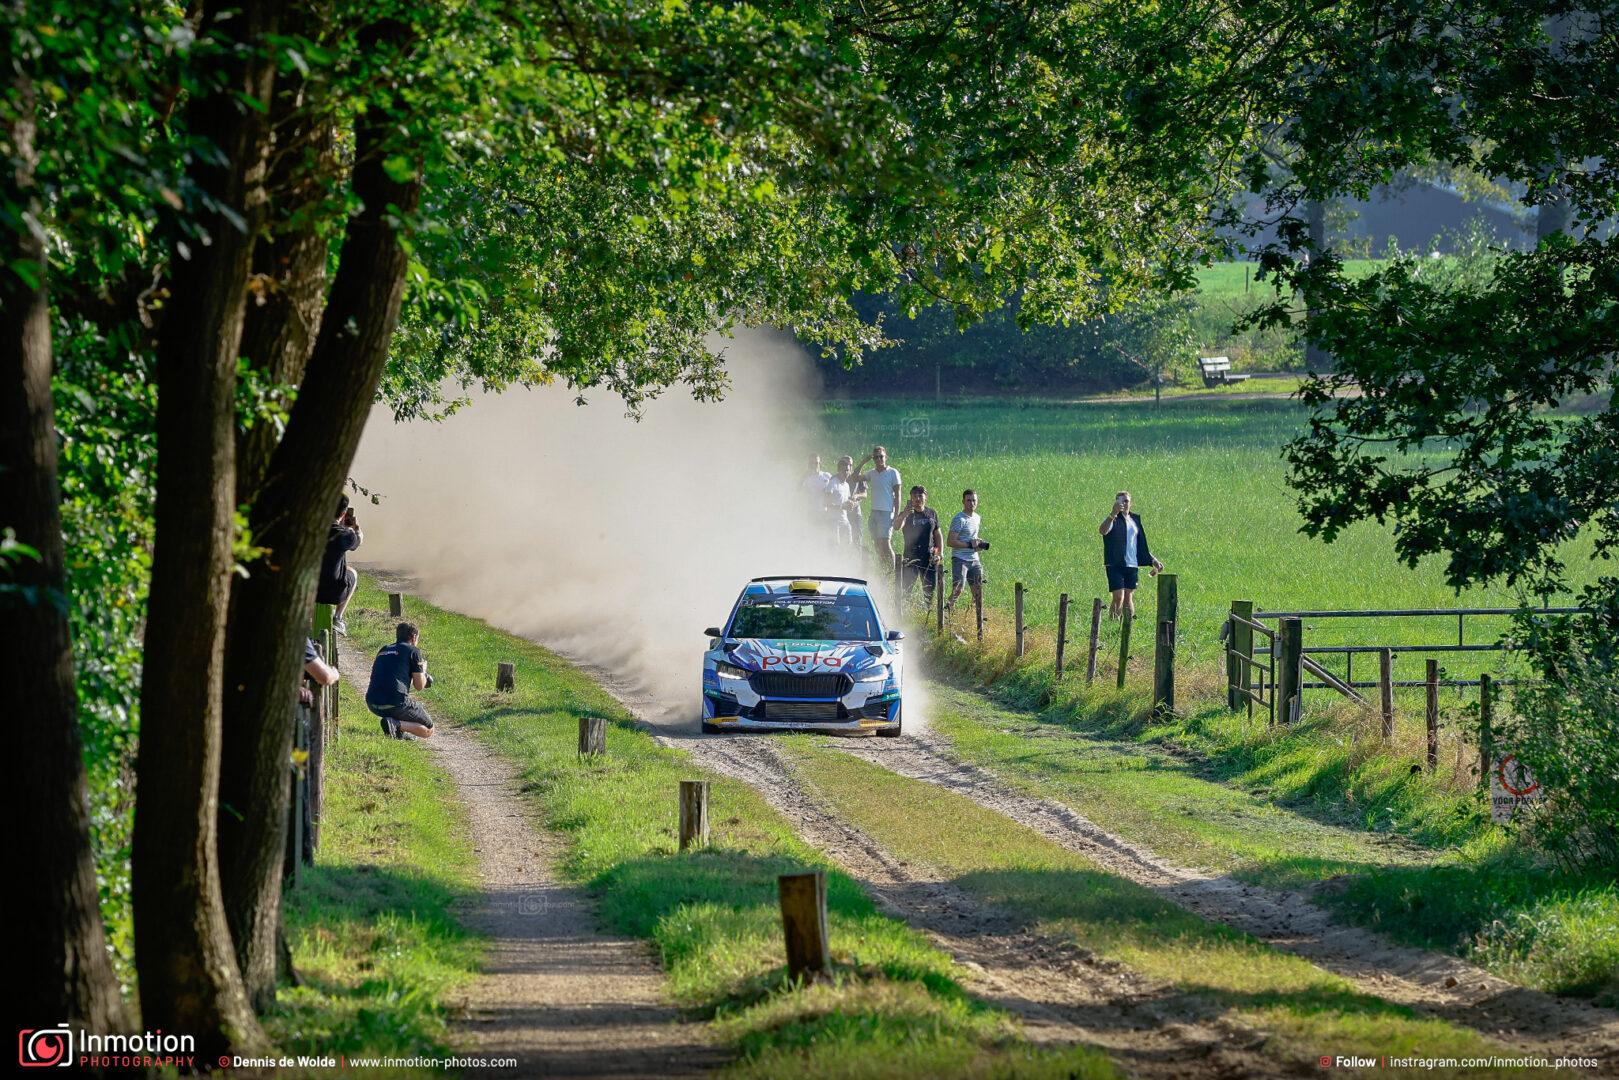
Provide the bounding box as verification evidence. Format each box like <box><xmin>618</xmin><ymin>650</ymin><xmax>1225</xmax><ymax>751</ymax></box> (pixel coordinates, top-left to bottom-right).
<box><xmin>788</xmin><ymin>580</ymin><xmax>822</xmax><ymax>594</ymax></box>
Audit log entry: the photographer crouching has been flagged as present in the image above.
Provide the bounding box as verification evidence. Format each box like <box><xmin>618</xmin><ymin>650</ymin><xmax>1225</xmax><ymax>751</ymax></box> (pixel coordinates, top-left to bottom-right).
<box><xmin>367</xmin><ymin>622</ymin><xmax>435</xmax><ymax>740</ymax></box>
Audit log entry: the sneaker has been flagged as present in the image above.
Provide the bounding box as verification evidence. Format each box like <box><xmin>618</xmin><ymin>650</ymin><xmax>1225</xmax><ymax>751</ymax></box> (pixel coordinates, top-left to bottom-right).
<box><xmin>398</xmin><ymin>731</ymin><xmax>425</xmax><ymax>743</ymax></box>
<box><xmin>378</xmin><ymin>714</ymin><xmax>399</xmax><ymax>739</ymax></box>
<box><xmin>333</xmin><ymin>618</ymin><xmax>348</xmax><ymax>637</ymax></box>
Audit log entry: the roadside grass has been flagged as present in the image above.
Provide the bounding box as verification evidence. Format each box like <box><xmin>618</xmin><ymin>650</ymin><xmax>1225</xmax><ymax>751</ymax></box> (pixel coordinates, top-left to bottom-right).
<box><xmin>915</xmin><ymin>674</ymin><xmax>1619</xmax><ymax>1003</ymax></box>
<box><xmin>341</xmin><ymin>575</ymin><xmax>1118</xmax><ymax>1079</ymax></box>
<box><xmin>271</xmin><ymin>657</ymin><xmax>484</xmax><ymax>1064</ymax></box>
<box><xmin>777</xmin><ymin>739</ymin><xmax>1534</xmax><ymax>1077</ymax></box>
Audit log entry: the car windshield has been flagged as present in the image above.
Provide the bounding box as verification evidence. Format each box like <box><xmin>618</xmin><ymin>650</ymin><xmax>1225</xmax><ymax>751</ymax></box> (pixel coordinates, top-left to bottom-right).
<box><xmin>729</xmin><ymin>594</ymin><xmax>879</xmax><ymax>641</ymax></box>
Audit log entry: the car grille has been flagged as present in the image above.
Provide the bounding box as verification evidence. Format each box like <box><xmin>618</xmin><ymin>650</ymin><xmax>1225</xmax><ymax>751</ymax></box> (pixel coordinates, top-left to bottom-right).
<box><xmin>749</xmin><ymin>672</ymin><xmax>851</xmax><ymax>698</ymax></box>
<box><xmin>761</xmin><ymin>701</ymin><xmax>843</xmax><ymax>722</ymax></box>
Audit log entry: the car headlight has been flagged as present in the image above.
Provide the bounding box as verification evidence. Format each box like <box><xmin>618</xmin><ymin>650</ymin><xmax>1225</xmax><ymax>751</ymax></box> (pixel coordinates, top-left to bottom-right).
<box><xmin>715</xmin><ymin>661</ymin><xmax>749</xmax><ymax>680</ymax></box>
<box><xmin>854</xmin><ymin>665</ymin><xmax>888</xmax><ymax>684</ymax></box>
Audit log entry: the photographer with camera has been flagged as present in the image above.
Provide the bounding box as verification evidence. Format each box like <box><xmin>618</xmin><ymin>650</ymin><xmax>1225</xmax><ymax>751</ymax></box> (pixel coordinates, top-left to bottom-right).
<box><xmin>1099</xmin><ymin>490</ymin><xmax>1163</xmax><ymax>620</ymax></box>
<box><xmin>318</xmin><ymin>493</ymin><xmax>364</xmax><ymax>635</ymax></box>
<box><xmin>366</xmin><ymin>622</ymin><xmax>435</xmax><ymax>740</ymax></box>
<box><xmin>946</xmin><ymin>489</ymin><xmax>988</xmax><ymax>612</ymax></box>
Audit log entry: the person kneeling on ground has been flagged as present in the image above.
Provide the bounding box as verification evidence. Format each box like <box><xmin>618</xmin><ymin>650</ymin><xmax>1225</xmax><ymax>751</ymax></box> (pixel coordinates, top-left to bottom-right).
<box><xmin>367</xmin><ymin>621</ymin><xmax>435</xmax><ymax>739</ymax></box>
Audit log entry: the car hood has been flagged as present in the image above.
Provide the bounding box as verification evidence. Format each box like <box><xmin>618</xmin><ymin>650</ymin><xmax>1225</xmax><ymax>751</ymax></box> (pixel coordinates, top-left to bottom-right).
<box><xmin>729</xmin><ymin>638</ymin><xmax>885</xmax><ymax>677</ymax></box>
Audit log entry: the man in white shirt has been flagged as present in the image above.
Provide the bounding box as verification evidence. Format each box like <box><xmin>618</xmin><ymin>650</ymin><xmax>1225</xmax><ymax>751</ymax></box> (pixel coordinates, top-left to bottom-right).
<box><xmin>801</xmin><ymin>455</ymin><xmax>831</xmax><ymax>528</ymax></box>
<box><xmin>946</xmin><ymin>489</ymin><xmax>988</xmax><ymax>611</ymax></box>
<box><xmin>857</xmin><ymin>445</ymin><xmax>903</xmax><ymax>565</ymax></box>
<box><xmin>823</xmin><ymin>456</ymin><xmax>858</xmax><ymax>547</ymax></box>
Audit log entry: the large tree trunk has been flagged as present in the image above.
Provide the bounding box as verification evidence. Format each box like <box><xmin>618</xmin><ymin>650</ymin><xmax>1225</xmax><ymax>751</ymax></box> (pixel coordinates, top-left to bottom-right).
<box><xmin>132</xmin><ymin>0</ymin><xmax>282</xmax><ymax>1055</ymax></box>
<box><xmin>3</xmin><ymin>63</ymin><xmax>128</xmax><ymax>1041</ymax></box>
<box><xmin>1303</xmin><ymin>198</ymin><xmax>1332</xmax><ymax>373</ymax></box>
<box><xmin>219</xmin><ymin>31</ymin><xmax>422</xmax><ymax>1009</ymax></box>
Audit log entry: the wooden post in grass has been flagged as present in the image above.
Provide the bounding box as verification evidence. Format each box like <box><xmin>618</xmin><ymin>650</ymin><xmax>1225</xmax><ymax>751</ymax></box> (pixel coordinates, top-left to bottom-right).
<box><xmin>307</xmin><ymin>681</ymin><xmax>325</xmax><ymax>856</ymax></box>
<box><xmin>496</xmin><ymin>662</ymin><xmax>515</xmax><ymax>692</ymax></box>
<box><xmin>1054</xmin><ymin>593</ymin><xmax>1070</xmax><ymax>681</ymax></box>
<box><xmin>1153</xmin><ymin>574</ymin><xmax>1178</xmax><ymax>714</ymax></box>
<box><xmin>1116</xmin><ymin>608</ymin><xmax>1133</xmax><ymax>689</ymax></box>
<box><xmin>975</xmin><ymin>584</ymin><xmax>983</xmax><ymax>642</ymax></box>
<box><xmin>1276</xmin><ymin>617</ymin><xmax>1303</xmax><ymax>724</ymax></box>
<box><xmin>894</xmin><ymin>552</ymin><xmax>903</xmax><ymax>615</ymax></box>
<box><xmin>777</xmin><ymin>869</ymin><xmax>830</xmax><ymax>982</ymax></box>
<box><xmin>1227</xmin><ymin>601</ymin><xmax>1254</xmax><ymax>709</ymax></box>
<box><xmin>1014</xmin><ymin>582</ymin><xmax>1025</xmax><ymax>657</ymax></box>
<box><xmin>1425</xmin><ymin>659</ymin><xmax>1439</xmax><ymax>772</ymax></box>
<box><xmin>1379</xmin><ymin>648</ymin><xmax>1394</xmax><ymax>739</ymax></box>
<box><xmin>1478</xmin><ymin>673</ymin><xmax>1494</xmax><ymax>791</ymax></box>
<box><xmin>1085</xmin><ymin>598</ymin><xmax>1102</xmax><ymax>684</ymax></box>
<box><xmin>679</xmin><ymin>780</ymin><xmax>710</xmax><ymax>851</ymax></box>
<box><xmin>578</xmin><ymin>716</ymin><xmax>607</xmax><ymax>757</ymax></box>
<box><xmin>936</xmin><ymin>565</ymin><xmax>945</xmax><ymax>633</ymax></box>
<box><xmin>388</xmin><ymin>592</ymin><xmax>403</xmax><ymax>617</ymax></box>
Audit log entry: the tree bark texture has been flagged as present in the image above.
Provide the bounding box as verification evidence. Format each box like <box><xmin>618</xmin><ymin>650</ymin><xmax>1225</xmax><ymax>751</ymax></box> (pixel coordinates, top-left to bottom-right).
<box><xmin>219</xmin><ymin>25</ymin><xmax>423</xmax><ymax>1009</ymax></box>
<box><xmin>132</xmin><ymin>0</ymin><xmax>282</xmax><ymax>1055</ymax></box>
<box><xmin>1303</xmin><ymin>198</ymin><xmax>1332</xmax><ymax>372</ymax></box>
<box><xmin>2</xmin><ymin>67</ymin><xmax>128</xmax><ymax>1039</ymax></box>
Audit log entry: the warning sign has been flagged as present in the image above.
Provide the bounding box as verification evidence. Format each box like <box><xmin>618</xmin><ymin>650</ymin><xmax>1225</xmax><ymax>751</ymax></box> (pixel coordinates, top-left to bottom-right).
<box><xmin>1490</xmin><ymin>755</ymin><xmax>1547</xmax><ymax>823</ymax></box>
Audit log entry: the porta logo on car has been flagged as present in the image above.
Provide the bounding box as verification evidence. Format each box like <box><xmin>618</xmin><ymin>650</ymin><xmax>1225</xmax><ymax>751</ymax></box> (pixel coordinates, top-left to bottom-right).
<box><xmin>761</xmin><ymin>653</ymin><xmax>843</xmax><ymax>668</ymax></box>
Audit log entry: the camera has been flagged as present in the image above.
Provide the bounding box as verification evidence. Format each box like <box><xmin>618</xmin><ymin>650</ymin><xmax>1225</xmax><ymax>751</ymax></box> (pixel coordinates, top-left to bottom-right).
<box><xmin>424</xmin><ymin>673</ymin><xmax>435</xmax><ymax>689</ymax></box>
<box><xmin>976</xmin><ymin>539</ymin><xmax>991</xmax><ymax>551</ymax></box>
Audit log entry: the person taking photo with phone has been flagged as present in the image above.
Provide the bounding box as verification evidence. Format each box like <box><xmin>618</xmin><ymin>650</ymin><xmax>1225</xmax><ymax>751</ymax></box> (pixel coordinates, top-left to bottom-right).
<box><xmin>318</xmin><ymin>493</ymin><xmax>363</xmax><ymax>634</ymax></box>
<box><xmin>1099</xmin><ymin>490</ymin><xmax>1163</xmax><ymax>619</ymax></box>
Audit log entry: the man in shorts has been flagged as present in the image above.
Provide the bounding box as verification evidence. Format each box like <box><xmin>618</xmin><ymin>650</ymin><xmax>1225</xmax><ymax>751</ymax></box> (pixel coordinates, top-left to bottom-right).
<box><xmin>946</xmin><ymin>489</ymin><xmax>988</xmax><ymax>611</ymax></box>
<box><xmin>857</xmin><ymin>446</ymin><xmax>903</xmax><ymax>565</ymax></box>
<box><xmin>824</xmin><ymin>456</ymin><xmax>856</xmax><ymax>547</ymax></box>
<box><xmin>366</xmin><ymin>622</ymin><xmax>435</xmax><ymax>739</ymax></box>
<box><xmin>894</xmin><ymin>484</ymin><xmax>942</xmax><ymax>605</ymax></box>
<box><xmin>801</xmin><ymin>454</ymin><xmax>831</xmax><ymax>528</ymax></box>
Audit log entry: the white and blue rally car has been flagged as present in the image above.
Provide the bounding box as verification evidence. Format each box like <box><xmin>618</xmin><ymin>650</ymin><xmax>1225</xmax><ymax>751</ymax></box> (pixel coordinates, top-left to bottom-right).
<box><xmin>701</xmin><ymin>576</ymin><xmax>903</xmax><ymax>737</ymax></box>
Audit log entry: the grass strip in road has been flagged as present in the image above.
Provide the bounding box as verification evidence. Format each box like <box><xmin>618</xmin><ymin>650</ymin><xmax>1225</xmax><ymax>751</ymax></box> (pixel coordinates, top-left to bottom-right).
<box><xmin>271</xmin><ymin>659</ymin><xmax>484</xmax><ymax>1065</ymax></box>
<box><xmin>341</xmin><ymin>574</ymin><xmax>1118</xmax><ymax>1079</ymax></box>
<box><xmin>920</xmin><ymin>679</ymin><xmax>1619</xmax><ymax>1004</ymax></box>
<box><xmin>779</xmin><ymin>737</ymin><xmax>1536</xmax><ymax>1078</ymax></box>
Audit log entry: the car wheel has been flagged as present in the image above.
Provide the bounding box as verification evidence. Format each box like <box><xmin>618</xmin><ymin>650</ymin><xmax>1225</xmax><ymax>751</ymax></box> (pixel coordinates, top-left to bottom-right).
<box><xmin>701</xmin><ymin>720</ymin><xmax>724</xmax><ymax>734</ymax></box>
<box><xmin>875</xmin><ymin>701</ymin><xmax>902</xmax><ymax>738</ymax></box>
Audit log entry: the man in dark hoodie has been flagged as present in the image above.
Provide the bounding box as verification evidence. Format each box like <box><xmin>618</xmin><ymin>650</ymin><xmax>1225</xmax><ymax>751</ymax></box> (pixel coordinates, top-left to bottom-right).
<box><xmin>1099</xmin><ymin>490</ymin><xmax>1164</xmax><ymax>619</ymax></box>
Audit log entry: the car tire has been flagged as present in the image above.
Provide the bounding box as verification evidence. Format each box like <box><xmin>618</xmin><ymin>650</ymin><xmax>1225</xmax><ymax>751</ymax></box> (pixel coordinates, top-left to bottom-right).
<box><xmin>875</xmin><ymin>702</ymin><xmax>902</xmax><ymax>738</ymax></box>
<box><xmin>701</xmin><ymin>720</ymin><xmax>724</xmax><ymax>734</ymax></box>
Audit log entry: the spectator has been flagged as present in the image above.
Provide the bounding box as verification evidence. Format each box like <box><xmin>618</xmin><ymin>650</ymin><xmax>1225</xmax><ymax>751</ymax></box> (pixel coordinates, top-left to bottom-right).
<box><xmin>946</xmin><ymin>489</ymin><xmax>988</xmax><ymax>612</ymax></box>
<box><xmin>894</xmin><ymin>485</ymin><xmax>942</xmax><ymax>605</ymax></box>
<box><xmin>1098</xmin><ymin>490</ymin><xmax>1163</xmax><ymax>619</ymax></box>
<box><xmin>317</xmin><ymin>494</ymin><xmax>363</xmax><ymax>635</ymax></box>
<box><xmin>801</xmin><ymin>454</ymin><xmax>831</xmax><ymax>527</ymax></box>
<box><xmin>857</xmin><ymin>446</ymin><xmax>903</xmax><ymax>565</ymax></box>
<box><xmin>366</xmin><ymin>622</ymin><xmax>435</xmax><ymax>740</ymax></box>
<box><xmin>844</xmin><ymin>460</ymin><xmax>869</xmax><ymax>565</ymax></box>
<box><xmin>304</xmin><ymin>637</ymin><xmax>339</xmax><ymax>686</ymax></box>
<box><xmin>824</xmin><ymin>455</ymin><xmax>858</xmax><ymax>547</ymax></box>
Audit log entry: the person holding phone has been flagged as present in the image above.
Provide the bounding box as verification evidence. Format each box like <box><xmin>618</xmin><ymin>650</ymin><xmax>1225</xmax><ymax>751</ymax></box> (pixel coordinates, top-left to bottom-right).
<box><xmin>317</xmin><ymin>493</ymin><xmax>363</xmax><ymax>635</ymax></box>
<box><xmin>1098</xmin><ymin>490</ymin><xmax>1162</xmax><ymax>619</ymax></box>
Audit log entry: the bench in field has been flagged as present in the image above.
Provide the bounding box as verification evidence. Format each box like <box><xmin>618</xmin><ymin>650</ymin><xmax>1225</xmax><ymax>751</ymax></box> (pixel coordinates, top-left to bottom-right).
<box><xmin>1197</xmin><ymin>356</ymin><xmax>1251</xmax><ymax>388</ymax></box>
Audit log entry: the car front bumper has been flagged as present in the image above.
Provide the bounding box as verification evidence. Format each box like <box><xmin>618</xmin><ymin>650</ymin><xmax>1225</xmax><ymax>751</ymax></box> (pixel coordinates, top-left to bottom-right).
<box><xmin>702</xmin><ymin>692</ymin><xmax>900</xmax><ymax>735</ymax></box>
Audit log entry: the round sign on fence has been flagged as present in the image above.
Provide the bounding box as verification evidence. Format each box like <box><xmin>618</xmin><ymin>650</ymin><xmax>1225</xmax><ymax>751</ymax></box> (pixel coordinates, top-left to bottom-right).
<box><xmin>1496</xmin><ymin>754</ymin><xmax>1540</xmax><ymax>798</ymax></box>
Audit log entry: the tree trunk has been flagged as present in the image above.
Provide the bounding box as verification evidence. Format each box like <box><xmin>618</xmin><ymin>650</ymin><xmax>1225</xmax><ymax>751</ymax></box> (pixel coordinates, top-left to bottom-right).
<box><xmin>1303</xmin><ymin>198</ymin><xmax>1332</xmax><ymax>373</ymax></box>
<box><xmin>3</xmin><ymin>65</ymin><xmax>128</xmax><ymax>1040</ymax></box>
<box><xmin>219</xmin><ymin>26</ymin><xmax>422</xmax><ymax>1009</ymax></box>
<box><xmin>132</xmin><ymin>0</ymin><xmax>282</xmax><ymax>1055</ymax></box>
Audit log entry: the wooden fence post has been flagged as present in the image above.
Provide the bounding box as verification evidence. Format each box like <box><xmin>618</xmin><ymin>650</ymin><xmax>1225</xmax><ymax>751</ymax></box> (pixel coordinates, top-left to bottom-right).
<box><xmin>388</xmin><ymin>592</ymin><xmax>403</xmax><ymax>617</ymax></box>
<box><xmin>1276</xmin><ymin>617</ymin><xmax>1303</xmax><ymax>724</ymax></box>
<box><xmin>777</xmin><ymin>869</ymin><xmax>830</xmax><ymax>982</ymax></box>
<box><xmin>894</xmin><ymin>552</ymin><xmax>903</xmax><ymax>615</ymax></box>
<box><xmin>1227</xmin><ymin>601</ymin><xmax>1254</xmax><ymax>709</ymax></box>
<box><xmin>1085</xmin><ymin>598</ymin><xmax>1102</xmax><ymax>684</ymax></box>
<box><xmin>1054</xmin><ymin>593</ymin><xmax>1070</xmax><ymax>681</ymax></box>
<box><xmin>679</xmin><ymin>780</ymin><xmax>710</xmax><ymax>851</ymax></box>
<box><xmin>307</xmin><ymin>681</ymin><xmax>325</xmax><ymax>857</ymax></box>
<box><xmin>578</xmin><ymin>716</ymin><xmax>607</xmax><ymax>757</ymax></box>
<box><xmin>1153</xmin><ymin>574</ymin><xmax>1178</xmax><ymax>714</ymax></box>
<box><xmin>1116</xmin><ymin>608</ymin><xmax>1133</xmax><ymax>689</ymax></box>
<box><xmin>1379</xmin><ymin>648</ymin><xmax>1394</xmax><ymax>739</ymax></box>
<box><xmin>975</xmin><ymin>584</ymin><xmax>983</xmax><ymax>642</ymax></box>
<box><xmin>1425</xmin><ymin>659</ymin><xmax>1439</xmax><ymax>772</ymax></box>
<box><xmin>496</xmin><ymin>662</ymin><xmax>515</xmax><ymax>692</ymax></box>
<box><xmin>1014</xmin><ymin>582</ymin><xmax>1025</xmax><ymax>657</ymax></box>
<box><xmin>936</xmin><ymin>563</ymin><xmax>945</xmax><ymax>633</ymax></box>
<box><xmin>1478</xmin><ymin>673</ymin><xmax>1493</xmax><ymax>791</ymax></box>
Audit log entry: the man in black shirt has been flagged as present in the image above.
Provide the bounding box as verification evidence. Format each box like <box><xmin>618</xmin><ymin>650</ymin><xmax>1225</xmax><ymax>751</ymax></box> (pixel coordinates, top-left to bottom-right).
<box><xmin>894</xmin><ymin>485</ymin><xmax>943</xmax><ymax>606</ymax></box>
<box><xmin>318</xmin><ymin>494</ymin><xmax>363</xmax><ymax>635</ymax></box>
<box><xmin>367</xmin><ymin>622</ymin><xmax>435</xmax><ymax>739</ymax></box>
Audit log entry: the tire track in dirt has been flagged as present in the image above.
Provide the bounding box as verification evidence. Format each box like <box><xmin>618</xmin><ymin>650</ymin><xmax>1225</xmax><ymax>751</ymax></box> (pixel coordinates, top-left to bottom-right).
<box><xmin>833</xmin><ymin>727</ymin><xmax>1619</xmax><ymax>1063</ymax></box>
<box><xmin>339</xmin><ymin>617</ymin><xmax>726</xmax><ymax>1078</ymax></box>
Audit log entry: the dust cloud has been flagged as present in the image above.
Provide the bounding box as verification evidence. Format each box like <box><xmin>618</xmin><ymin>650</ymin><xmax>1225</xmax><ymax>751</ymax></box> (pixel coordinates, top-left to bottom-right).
<box><xmin>350</xmin><ymin>328</ymin><xmax>912</xmax><ymax>730</ymax></box>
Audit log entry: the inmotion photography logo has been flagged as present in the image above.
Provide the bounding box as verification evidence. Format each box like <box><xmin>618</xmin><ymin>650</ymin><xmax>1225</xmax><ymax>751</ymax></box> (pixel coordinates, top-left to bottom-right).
<box><xmin>18</xmin><ymin>1026</ymin><xmax>70</xmax><ymax>1067</ymax></box>
<box><xmin>899</xmin><ymin>417</ymin><xmax>930</xmax><ymax>438</ymax></box>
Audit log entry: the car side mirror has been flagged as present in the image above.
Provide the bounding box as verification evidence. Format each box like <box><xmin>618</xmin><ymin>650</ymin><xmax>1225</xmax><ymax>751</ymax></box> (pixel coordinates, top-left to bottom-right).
<box><xmin>886</xmin><ymin>630</ymin><xmax>904</xmax><ymax>641</ymax></box>
<box><xmin>704</xmin><ymin>627</ymin><xmax>723</xmax><ymax>639</ymax></box>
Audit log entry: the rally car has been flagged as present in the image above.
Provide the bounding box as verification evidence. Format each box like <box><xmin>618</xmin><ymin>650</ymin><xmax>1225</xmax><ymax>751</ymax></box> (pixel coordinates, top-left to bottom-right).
<box><xmin>701</xmin><ymin>576</ymin><xmax>903</xmax><ymax>736</ymax></box>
